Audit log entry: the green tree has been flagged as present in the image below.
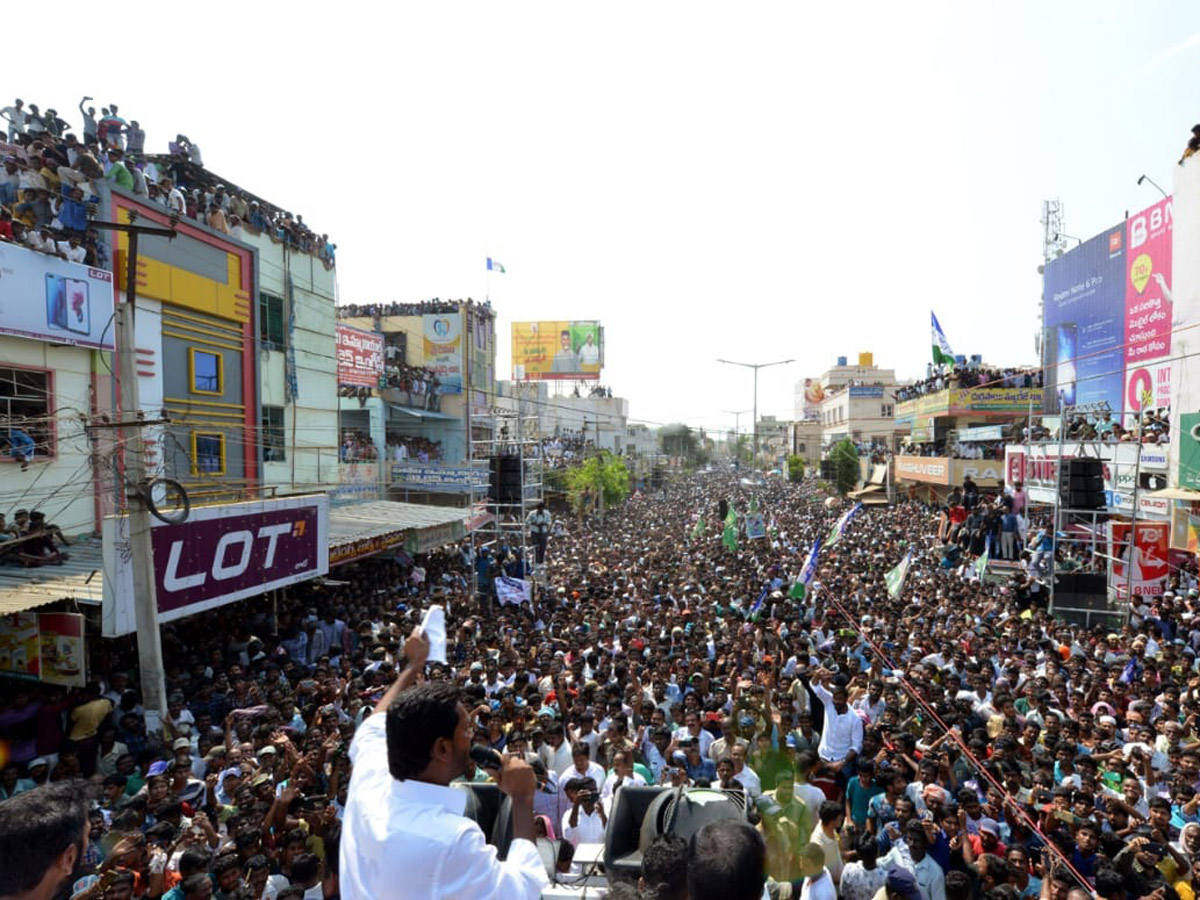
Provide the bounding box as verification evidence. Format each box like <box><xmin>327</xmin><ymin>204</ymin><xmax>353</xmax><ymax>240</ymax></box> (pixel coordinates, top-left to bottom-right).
<box><xmin>786</xmin><ymin>454</ymin><xmax>805</xmax><ymax>483</ymax></box>
<box><xmin>830</xmin><ymin>438</ymin><xmax>860</xmax><ymax>495</ymax></box>
<box><xmin>564</xmin><ymin>451</ymin><xmax>632</xmax><ymax>512</ymax></box>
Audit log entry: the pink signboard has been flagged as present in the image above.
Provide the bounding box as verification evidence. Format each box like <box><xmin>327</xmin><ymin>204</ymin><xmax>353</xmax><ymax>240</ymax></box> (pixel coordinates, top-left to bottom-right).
<box><xmin>336</xmin><ymin>325</ymin><xmax>384</xmax><ymax>387</ymax></box>
<box><xmin>1124</xmin><ymin>198</ymin><xmax>1173</xmax><ymax>412</ymax></box>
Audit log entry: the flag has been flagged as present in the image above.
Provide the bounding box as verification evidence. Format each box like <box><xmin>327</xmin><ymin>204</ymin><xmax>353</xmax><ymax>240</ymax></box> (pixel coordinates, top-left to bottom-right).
<box><xmin>722</xmin><ymin>505</ymin><xmax>738</xmax><ymax>551</ymax></box>
<box><xmin>496</xmin><ymin>575</ymin><xmax>531</xmax><ymax>606</ymax></box>
<box><xmin>931</xmin><ymin>311</ymin><xmax>956</xmax><ymax>368</ymax></box>
<box><xmin>749</xmin><ymin>495</ymin><xmax>759</xmax><ymax>514</ymax></box>
<box><xmin>748</xmin><ymin>585</ymin><xmax>768</xmax><ymax>621</ymax></box>
<box><xmin>826</xmin><ymin>502</ymin><xmax>863</xmax><ymax>547</ymax></box>
<box><xmin>487</xmin><ymin>257</ymin><xmax>506</xmax><ymax>274</ymax></box>
<box><xmin>974</xmin><ymin>545</ymin><xmax>989</xmax><ymax>580</ymax></box>
<box><xmin>690</xmin><ymin>514</ymin><xmax>707</xmax><ymax>540</ymax></box>
<box><xmin>791</xmin><ymin>537</ymin><xmax>822</xmax><ymax>600</ymax></box>
<box><xmin>885</xmin><ymin>550</ymin><xmax>913</xmax><ymax>599</ymax></box>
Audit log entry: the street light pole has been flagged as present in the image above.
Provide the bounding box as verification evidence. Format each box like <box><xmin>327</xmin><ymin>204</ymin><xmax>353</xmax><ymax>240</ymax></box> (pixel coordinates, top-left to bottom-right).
<box><xmin>721</xmin><ymin>408</ymin><xmax>751</xmax><ymax>458</ymax></box>
<box><xmin>717</xmin><ymin>358</ymin><xmax>794</xmax><ymax>461</ymax></box>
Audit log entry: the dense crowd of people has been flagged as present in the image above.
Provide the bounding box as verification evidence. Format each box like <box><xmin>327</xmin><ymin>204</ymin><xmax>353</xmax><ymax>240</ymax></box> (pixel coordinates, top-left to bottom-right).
<box><xmin>386</xmin><ymin>434</ymin><xmax>443</xmax><ymax>463</ymax></box>
<box><xmin>897</xmin><ymin>368</ymin><xmax>1043</xmax><ymax>403</ymax></box>
<box><xmin>527</xmin><ymin>431</ymin><xmax>596</xmax><ymax>468</ymax></box>
<box><xmin>382</xmin><ymin>363</ymin><xmax>441</xmax><ymax>409</ymax></box>
<box><xmin>0</xmin><ymin>95</ymin><xmax>336</xmax><ymax>270</ymax></box>
<box><xmin>4</xmin><ymin>463</ymin><xmax>1200</xmax><ymax>900</ymax></box>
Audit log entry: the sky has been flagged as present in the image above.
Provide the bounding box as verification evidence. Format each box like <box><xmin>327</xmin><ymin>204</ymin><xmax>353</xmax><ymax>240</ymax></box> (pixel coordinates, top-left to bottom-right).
<box><xmin>12</xmin><ymin>1</ymin><xmax>1200</xmax><ymax>435</ymax></box>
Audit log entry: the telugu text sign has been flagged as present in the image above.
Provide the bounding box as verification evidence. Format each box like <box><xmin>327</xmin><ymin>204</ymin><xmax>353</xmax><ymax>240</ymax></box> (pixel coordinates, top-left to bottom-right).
<box><xmin>336</xmin><ymin>325</ymin><xmax>384</xmax><ymax>386</ymax></box>
<box><xmin>512</xmin><ymin>320</ymin><xmax>602</xmax><ymax>381</ymax></box>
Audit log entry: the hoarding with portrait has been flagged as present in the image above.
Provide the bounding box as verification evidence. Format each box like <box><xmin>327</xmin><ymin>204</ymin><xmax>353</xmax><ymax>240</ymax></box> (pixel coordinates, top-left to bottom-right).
<box><xmin>512</xmin><ymin>321</ymin><xmax>603</xmax><ymax>380</ymax></box>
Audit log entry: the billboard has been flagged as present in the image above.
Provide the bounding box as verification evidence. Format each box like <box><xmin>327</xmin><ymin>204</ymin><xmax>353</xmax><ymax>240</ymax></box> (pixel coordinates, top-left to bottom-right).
<box><xmin>803</xmin><ymin>378</ymin><xmax>826</xmax><ymax>419</ymax></box>
<box><xmin>1041</xmin><ymin>225</ymin><xmax>1126</xmax><ymax>414</ymax></box>
<box><xmin>0</xmin><ymin>612</ymin><xmax>86</xmax><ymax>686</ymax></box>
<box><xmin>1181</xmin><ymin>412</ymin><xmax>1200</xmax><ymax>491</ymax></box>
<box><xmin>1124</xmin><ymin>198</ymin><xmax>1173</xmax><ymax>417</ymax></box>
<box><xmin>336</xmin><ymin>325</ymin><xmax>384</xmax><ymax>386</ymax></box>
<box><xmin>849</xmin><ymin>385</ymin><xmax>885</xmax><ymax>399</ymax></box>
<box><xmin>1110</xmin><ymin>520</ymin><xmax>1170</xmax><ymax>598</ymax></box>
<box><xmin>103</xmin><ymin>495</ymin><xmax>330</xmax><ymax>636</ymax></box>
<box><xmin>512</xmin><ymin>321</ymin><xmax>602</xmax><ymax>381</ymax></box>
<box><xmin>0</xmin><ymin>241</ymin><xmax>115</xmax><ymax>349</ymax></box>
<box><xmin>423</xmin><ymin>312</ymin><xmax>463</xmax><ymax>393</ymax></box>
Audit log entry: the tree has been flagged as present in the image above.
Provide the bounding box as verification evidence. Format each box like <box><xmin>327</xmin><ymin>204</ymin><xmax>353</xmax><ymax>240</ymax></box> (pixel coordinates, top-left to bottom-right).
<box><xmin>786</xmin><ymin>454</ymin><xmax>805</xmax><ymax>483</ymax></box>
<box><xmin>659</xmin><ymin>424</ymin><xmax>709</xmax><ymax>468</ymax></box>
<box><xmin>830</xmin><ymin>438</ymin><xmax>860</xmax><ymax>495</ymax></box>
<box><xmin>564</xmin><ymin>451</ymin><xmax>631</xmax><ymax>513</ymax></box>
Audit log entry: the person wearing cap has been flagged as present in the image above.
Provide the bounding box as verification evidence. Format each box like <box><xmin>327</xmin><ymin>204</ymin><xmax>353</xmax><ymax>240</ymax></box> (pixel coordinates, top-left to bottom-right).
<box><xmin>965</xmin><ymin>817</ymin><xmax>1005</xmax><ymax>858</ymax></box>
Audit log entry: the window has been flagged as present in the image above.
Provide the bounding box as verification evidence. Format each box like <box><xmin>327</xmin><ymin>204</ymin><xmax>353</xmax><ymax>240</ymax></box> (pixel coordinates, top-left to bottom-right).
<box><xmin>189</xmin><ymin>348</ymin><xmax>223</xmax><ymax>395</ymax></box>
<box><xmin>260</xmin><ymin>292</ymin><xmax>285</xmax><ymax>350</ymax></box>
<box><xmin>0</xmin><ymin>366</ymin><xmax>54</xmax><ymax>460</ymax></box>
<box><xmin>798</xmin><ymin>442</ymin><xmax>806</xmax><ymax>452</ymax></box>
<box><xmin>881</xmin><ymin>404</ymin><xmax>894</xmax><ymax>417</ymax></box>
<box><xmin>262</xmin><ymin>406</ymin><xmax>286</xmax><ymax>463</ymax></box>
<box><xmin>192</xmin><ymin>432</ymin><xmax>226</xmax><ymax>475</ymax></box>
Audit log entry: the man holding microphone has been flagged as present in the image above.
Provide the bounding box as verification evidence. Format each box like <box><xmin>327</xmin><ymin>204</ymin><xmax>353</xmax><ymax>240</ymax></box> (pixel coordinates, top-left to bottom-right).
<box><xmin>340</xmin><ymin>628</ymin><xmax>549</xmax><ymax>899</ymax></box>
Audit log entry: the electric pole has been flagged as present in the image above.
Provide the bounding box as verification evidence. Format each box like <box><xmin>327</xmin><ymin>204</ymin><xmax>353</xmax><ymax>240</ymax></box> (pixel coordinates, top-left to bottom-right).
<box><xmin>91</xmin><ymin>212</ymin><xmax>178</xmax><ymax>731</ymax></box>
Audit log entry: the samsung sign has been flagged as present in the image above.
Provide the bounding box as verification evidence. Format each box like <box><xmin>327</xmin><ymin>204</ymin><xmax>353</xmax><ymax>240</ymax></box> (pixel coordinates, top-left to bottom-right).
<box><xmin>102</xmin><ymin>496</ymin><xmax>329</xmax><ymax>636</ymax></box>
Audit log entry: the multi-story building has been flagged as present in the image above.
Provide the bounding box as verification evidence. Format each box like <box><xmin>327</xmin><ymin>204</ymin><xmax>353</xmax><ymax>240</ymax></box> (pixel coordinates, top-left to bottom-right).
<box><xmin>794</xmin><ymin>353</ymin><xmax>903</xmax><ymax>452</ymax></box>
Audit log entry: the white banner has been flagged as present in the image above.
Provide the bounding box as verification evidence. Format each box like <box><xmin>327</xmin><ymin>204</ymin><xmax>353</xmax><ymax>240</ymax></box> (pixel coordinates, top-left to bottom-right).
<box><xmin>496</xmin><ymin>575</ymin><xmax>532</xmax><ymax>606</ymax></box>
<box><xmin>0</xmin><ymin>242</ymin><xmax>115</xmax><ymax>348</ymax></box>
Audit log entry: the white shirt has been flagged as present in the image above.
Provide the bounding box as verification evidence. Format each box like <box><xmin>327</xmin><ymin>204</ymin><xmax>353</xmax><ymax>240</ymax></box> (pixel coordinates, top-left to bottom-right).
<box><xmin>340</xmin><ymin>714</ymin><xmax>548</xmax><ymax>900</ymax></box>
<box><xmin>562</xmin><ymin>804</ymin><xmax>606</xmax><ymax>846</ymax></box>
<box><xmin>563</xmin><ymin>759</ymin><xmax>607</xmax><ymax>793</ymax></box>
<box><xmin>812</xmin><ymin>682</ymin><xmax>864</xmax><ymax>762</ymax></box>
<box><xmin>673</xmin><ymin>726</ymin><xmax>714</xmax><ymax>759</ymax></box>
<box><xmin>733</xmin><ymin>765</ymin><xmax>762</xmax><ymax>798</ymax></box>
<box><xmin>800</xmin><ymin>869</ymin><xmax>837</xmax><ymax>900</ymax></box>
<box><xmin>880</xmin><ymin>844</ymin><xmax>946</xmax><ymax>900</ymax></box>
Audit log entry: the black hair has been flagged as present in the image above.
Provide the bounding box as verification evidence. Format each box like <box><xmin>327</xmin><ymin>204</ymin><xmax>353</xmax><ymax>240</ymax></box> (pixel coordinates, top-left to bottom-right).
<box><xmin>182</xmin><ymin>873</ymin><xmax>214</xmax><ymax>899</ymax></box>
<box><xmin>291</xmin><ymin>852</ymin><xmax>321</xmax><ymax>884</ymax></box>
<box><xmin>686</xmin><ymin>820</ymin><xmax>766</xmax><ymax>900</ymax></box>
<box><xmin>178</xmin><ymin>848</ymin><xmax>211</xmax><ymax>878</ymax></box>
<box><xmin>0</xmin><ymin>780</ymin><xmax>91</xmax><ymax>897</ymax></box>
<box><xmin>385</xmin><ymin>682</ymin><xmax>462</xmax><ymax>780</ymax></box>
<box><xmin>818</xmin><ymin>799</ymin><xmax>843</xmax><ymax>824</ymax></box>
<box><xmin>855</xmin><ymin>832</ymin><xmax>879</xmax><ymax>864</ymax></box>
<box><xmin>642</xmin><ymin>833</ymin><xmax>688</xmax><ymax>900</ymax></box>
<box><xmin>980</xmin><ymin>853</ymin><xmax>1011</xmax><ymax>885</ymax></box>
<box><xmin>946</xmin><ymin>870</ymin><xmax>972</xmax><ymax>900</ymax></box>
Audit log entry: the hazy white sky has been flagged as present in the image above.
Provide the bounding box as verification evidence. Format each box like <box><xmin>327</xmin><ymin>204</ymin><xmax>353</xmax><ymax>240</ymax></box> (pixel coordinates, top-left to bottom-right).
<box><xmin>12</xmin><ymin>1</ymin><xmax>1200</xmax><ymax>433</ymax></box>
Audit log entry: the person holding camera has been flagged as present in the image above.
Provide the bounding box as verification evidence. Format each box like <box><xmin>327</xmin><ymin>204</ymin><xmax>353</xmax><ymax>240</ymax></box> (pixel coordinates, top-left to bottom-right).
<box><xmin>563</xmin><ymin>776</ymin><xmax>607</xmax><ymax>846</ymax></box>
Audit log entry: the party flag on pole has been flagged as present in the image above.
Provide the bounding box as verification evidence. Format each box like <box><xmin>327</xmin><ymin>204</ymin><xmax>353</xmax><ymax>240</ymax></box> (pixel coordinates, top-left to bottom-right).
<box><xmin>690</xmin><ymin>514</ymin><xmax>707</xmax><ymax>541</ymax></box>
<box><xmin>932</xmin><ymin>311</ymin><xmax>956</xmax><ymax>367</ymax></box>
<box><xmin>487</xmin><ymin>257</ymin><xmax>506</xmax><ymax>273</ymax></box>
<box><xmin>885</xmin><ymin>550</ymin><xmax>913</xmax><ymax>599</ymax></box>
<box><xmin>791</xmin><ymin>537</ymin><xmax>823</xmax><ymax>600</ymax></box>
<box><xmin>722</xmin><ymin>505</ymin><xmax>738</xmax><ymax>551</ymax></box>
<box><xmin>826</xmin><ymin>502</ymin><xmax>862</xmax><ymax>547</ymax></box>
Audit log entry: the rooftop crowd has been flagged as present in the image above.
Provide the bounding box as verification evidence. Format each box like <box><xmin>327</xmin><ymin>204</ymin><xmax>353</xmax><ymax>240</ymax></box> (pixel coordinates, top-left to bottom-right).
<box><xmin>0</xmin><ymin>95</ymin><xmax>336</xmax><ymax>269</ymax></box>
<box><xmin>897</xmin><ymin>368</ymin><xmax>1043</xmax><ymax>403</ymax></box>
<box><xmin>2</xmin><ymin>464</ymin><xmax>1199</xmax><ymax>900</ymax></box>
<box><xmin>336</xmin><ymin>299</ymin><xmax>494</xmax><ymax>319</ymax></box>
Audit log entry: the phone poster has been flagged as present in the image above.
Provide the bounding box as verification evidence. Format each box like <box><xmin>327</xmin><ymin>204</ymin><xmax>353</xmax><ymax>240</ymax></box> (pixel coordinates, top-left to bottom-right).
<box><xmin>0</xmin><ymin>242</ymin><xmax>113</xmax><ymax>348</ymax></box>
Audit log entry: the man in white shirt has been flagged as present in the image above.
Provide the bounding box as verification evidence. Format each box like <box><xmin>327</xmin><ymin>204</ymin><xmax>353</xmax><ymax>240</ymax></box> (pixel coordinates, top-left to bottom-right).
<box><xmin>340</xmin><ymin>628</ymin><xmax>548</xmax><ymax>900</ymax></box>
<box><xmin>562</xmin><ymin>777</ymin><xmax>607</xmax><ymax>846</ymax></box>
<box><xmin>879</xmin><ymin>822</ymin><xmax>945</xmax><ymax>900</ymax></box>
<box><xmin>729</xmin><ymin>743</ymin><xmax>761</xmax><ymax>798</ymax></box>
<box><xmin>798</xmin><ymin>842</ymin><xmax>837</xmax><ymax>900</ymax></box>
<box><xmin>674</xmin><ymin>711</ymin><xmax>715</xmax><ymax>759</ymax></box>
<box><xmin>811</xmin><ymin>668</ymin><xmax>863</xmax><ymax>782</ymax></box>
<box><xmin>564</xmin><ymin>742</ymin><xmax>607</xmax><ymax>793</ymax></box>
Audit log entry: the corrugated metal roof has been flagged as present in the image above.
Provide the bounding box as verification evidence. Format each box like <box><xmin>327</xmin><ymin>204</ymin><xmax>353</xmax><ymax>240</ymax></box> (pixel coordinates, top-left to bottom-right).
<box><xmin>0</xmin><ymin>535</ymin><xmax>105</xmax><ymax>614</ymax></box>
<box><xmin>328</xmin><ymin>501</ymin><xmax>468</xmax><ymax>542</ymax></box>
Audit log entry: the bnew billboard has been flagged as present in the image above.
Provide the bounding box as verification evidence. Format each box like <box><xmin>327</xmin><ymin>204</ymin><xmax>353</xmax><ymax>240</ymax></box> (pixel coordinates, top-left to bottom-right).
<box><xmin>1041</xmin><ymin>225</ymin><xmax>1126</xmax><ymax>414</ymax></box>
<box><xmin>103</xmin><ymin>495</ymin><xmax>329</xmax><ymax>636</ymax></box>
<box><xmin>1110</xmin><ymin>520</ymin><xmax>1170</xmax><ymax>598</ymax></box>
<box><xmin>423</xmin><ymin>313</ymin><xmax>463</xmax><ymax>393</ymax></box>
<box><xmin>336</xmin><ymin>325</ymin><xmax>384</xmax><ymax>387</ymax></box>
<box><xmin>0</xmin><ymin>241</ymin><xmax>115</xmax><ymax>348</ymax></box>
<box><xmin>512</xmin><ymin>321</ymin><xmax>602</xmax><ymax>380</ymax></box>
<box><xmin>1124</xmin><ymin>198</ymin><xmax>1173</xmax><ymax>416</ymax></box>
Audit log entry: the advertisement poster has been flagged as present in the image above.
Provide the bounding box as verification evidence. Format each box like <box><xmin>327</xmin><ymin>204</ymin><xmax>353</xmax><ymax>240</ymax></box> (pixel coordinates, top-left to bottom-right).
<box><xmin>1040</xmin><ymin>225</ymin><xmax>1126</xmax><ymax>414</ymax></box>
<box><xmin>1124</xmin><ymin>198</ymin><xmax>1173</xmax><ymax>415</ymax></box>
<box><xmin>0</xmin><ymin>614</ymin><xmax>40</xmax><ymax>679</ymax></box>
<box><xmin>422</xmin><ymin>313</ymin><xmax>463</xmax><ymax>393</ymax></box>
<box><xmin>1110</xmin><ymin>521</ymin><xmax>1170</xmax><ymax>598</ymax></box>
<box><xmin>1180</xmin><ymin>413</ymin><xmax>1200</xmax><ymax>491</ymax></box>
<box><xmin>803</xmin><ymin>378</ymin><xmax>825</xmax><ymax>420</ymax></box>
<box><xmin>745</xmin><ymin>512</ymin><xmax>767</xmax><ymax>540</ymax></box>
<box><xmin>0</xmin><ymin>242</ymin><xmax>115</xmax><ymax>349</ymax></box>
<box><xmin>335</xmin><ymin>325</ymin><xmax>384</xmax><ymax>387</ymax></box>
<box><xmin>37</xmin><ymin>614</ymin><xmax>85</xmax><ymax>687</ymax></box>
<box><xmin>511</xmin><ymin>320</ymin><xmax>603</xmax><ymax>381</ymax></box>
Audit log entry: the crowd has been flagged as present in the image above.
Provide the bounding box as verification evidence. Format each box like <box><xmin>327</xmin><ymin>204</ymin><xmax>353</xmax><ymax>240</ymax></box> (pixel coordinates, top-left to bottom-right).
<box><xmin>528</xmin><ymin>431</ymin><xmax>596</xmax><ymax>468</ymax></box>
<box><xmin>3</xmin><ymin>464</ymin><xmax>1200</xmax><ymax>900</ymax></box>
<box><xmin>0</xmin><ymin>507</ymin><xmax>72</xmax><ymax>567</ymax></box>
<box><xmin>897</xmin><ymin>368</ymin><xmax>1042</xmax><ymax>403</ymax></box>
<box><xmin>1053</xmin><ymin>411</ymin><xmax>1172</xmax><ymax>445</ymax></box>
<box><xmin>336</xmin><ymin>299</ymin><xmax>494</xmax><ymax>319</ymax></box>
<box><xmin>382</xmin><ymin>363</ymin><xmax>441</xmax><ymax>410</ymax></box>
<box><xmin>386</xmin><ymin>435</ymin><xmax>442</xmax><ymax>463</ymax></box>
<box><xmin>0</xmin><ymin>95</ymin><xmax>336</xmax><ymax>270</ymax></box>
<box><xmin>338</xmin><ymin>431</ymin><xmax>378</xmax><ymax>463</ymax></box>
<box><xmin>901</xmin><ymin>442</ymin><xmax>1006</xmax><ymax>460</ymax></box>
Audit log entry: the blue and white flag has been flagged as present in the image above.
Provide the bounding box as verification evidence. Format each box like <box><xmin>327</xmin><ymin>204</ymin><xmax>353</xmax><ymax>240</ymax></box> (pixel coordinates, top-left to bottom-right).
<box><xmin>931</xmin><ymin>311</ymin><xmax>956</xmax><ymax>367</ymax></box>
<box><xmin>790</xmin><ymin>536</ymin><xmax>823</xmax><ymax>600</ymax></box>
<box><xmin>826</xmin><ymin>503</ymin><xmax>862</xmax><ymax>547</ymax></box>
<box><xmin>748</xmin><ymin>585</ymin><xmax>769</xmax><ymax>620</ymax></box>
<box><xmin>487</xmin><ymin>257</ymin><xmax>506</xmax><ymax>274</ymax></box>
<box><xmin>496</xmin><ymin>575</ymin><xmax>531</xmax><ymax>606</ymax></box>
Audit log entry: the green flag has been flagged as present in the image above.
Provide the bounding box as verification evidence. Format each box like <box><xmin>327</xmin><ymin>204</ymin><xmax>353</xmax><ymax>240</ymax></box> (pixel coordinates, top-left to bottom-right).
<box><xmin>789</xmin><ymin>580</ymin><xmax>806</xmax><ymax>600</ymax></box>
<box><xmin>975</xmin><ymin>545</ymin><xmax>990</xmax><ymax>580</ymax></box>
<box><xmin>722</xmin><ymin>505</ymin><xmax>738</xmax><ymax>551</ymax></box>
<box><xmin>690</xmin><ymin>514</ymin><xmax>707</xmax><ymax>540</ymax></box>
<box><xmin>885</xmin><ymin>550</ymin><xmax>912</xmax><ymax>599</ymax></box>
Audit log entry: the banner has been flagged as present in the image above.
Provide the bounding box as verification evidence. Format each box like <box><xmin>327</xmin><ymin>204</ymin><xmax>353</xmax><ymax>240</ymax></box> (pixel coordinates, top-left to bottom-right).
<box><xmin>1110</xmin><ymin>520</ymin><xmax>1170</xmax><ymax>598</ymax></box>
<box><xmin>0</xmin><ymin>242</ymin><xmax>115</xmax><ymax>349</ymax></box>
<box><xmin>1181</xmin><ymin>413</ymin><xmax>1200</xmax><ymax>491</ymax></box>
<box><xmin>423</xmin><ymin>312</ymin><xmax>463</xmax><ymax>393</ymax></box>
<box><xmin>103</xmin><ymin>495</ymin><xmax>330</xmax><ymax>636</ymax></box>
<box><xmin>512</xmin><ymin>320</ymin><xmax>602</xmax><ymax>381</ymax></box>
<box><xmin>745</xmin><ymin>512</ymin><xmax>766</xmax><ymax>540</ymax></box>
<box><xmin>496</xmin><ymin>575</ymin><xmax>532</xmax><ymax>606</ymax></box>
<box><xmin>336</xmin><ymin>325</ymin><xmax>384</xmax><ymax>386</ymax></box>
<box><xmin>0</xmin><ymin>614</ymin><xmax>40</xmax><ymax>679</ymax></box>
<box><xmin>802</xmin><ymin>378</ymin><xmax>825</xmax><ymax>420</ymax></box>
<box><xmin>0</xmin><ymin>612</ymin><xmax>85</xmax><ymax>686</ymax></box>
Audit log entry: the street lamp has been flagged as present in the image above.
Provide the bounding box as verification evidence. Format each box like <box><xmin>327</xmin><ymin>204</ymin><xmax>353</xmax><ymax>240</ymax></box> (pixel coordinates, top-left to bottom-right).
<box><xmin>721</xmin><ymin>408</ymin><xmax>752</xmax><ymax>460</ymax></box>
<box><xmin>1137</xmin><ymin>174</ymin><xmax>1168</xmax><ymax>199</ymax></box>
<box><xmin>716</xmin><ymin>358</ymin><xmax>794</xmax><ymax>460</ymax></box>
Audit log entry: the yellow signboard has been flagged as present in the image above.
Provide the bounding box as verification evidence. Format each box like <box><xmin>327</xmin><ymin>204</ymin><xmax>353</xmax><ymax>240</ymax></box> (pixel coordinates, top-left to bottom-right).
<box><xmin>511</xmin><ymin>321</ymin><xmax>602</xmax><ymax>381</ymax></box>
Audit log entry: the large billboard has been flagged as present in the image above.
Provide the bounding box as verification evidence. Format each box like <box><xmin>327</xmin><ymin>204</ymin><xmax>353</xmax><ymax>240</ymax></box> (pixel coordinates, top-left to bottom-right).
<box><xmin>0</xmin><ymin>242</ymin><xmax>115</xmax><ymax>349</ymax></box>
<box><xmin>1041</xmin><ymin>225</ymin><xmax>1126</xmax><ymax>414</ymax></box>
<box><xmin>1041</xmin><ymin>198</ymin><xmax>1173</xmax><ymax>420</ymax></box>
<box><xmin>336</xmin><ymin>325</ymin><xmax>384</xmax><ymax>386</ymax></box>
<box><xmin>423</xmin><ymin>312</ymin><xmax>463</xmax><ymax>393</ymax></box>
<box><xmin>802</xmin><ymin>378</ymin><xmax>825</xmax><ymax>419</ymax></box>
<box><xmin>1110</xmin><ymin>521</ymin><xmax>1170</xmax><ymax>598</ymax></box>
<box><xmin>512</xmin><ymin>321</ymin><xmax>603</xmax><ymax>381</ymax></box>
<box><xmin>103</xmin><ymin>495</ymin><xmax>330</xmax><ymax>636</ymax></box>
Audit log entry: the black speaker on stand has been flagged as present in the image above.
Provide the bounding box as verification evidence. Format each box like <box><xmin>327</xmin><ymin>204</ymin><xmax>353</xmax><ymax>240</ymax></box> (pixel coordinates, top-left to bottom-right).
<box><xmin>488</xmin><ymin>455</ymin><xmax>522</xmax><ymax>503</ymax></box>
<box><xmin>1058</xmin><ymin>458</ymin><xmax>1104</xmax><ymax>509</ymax></box>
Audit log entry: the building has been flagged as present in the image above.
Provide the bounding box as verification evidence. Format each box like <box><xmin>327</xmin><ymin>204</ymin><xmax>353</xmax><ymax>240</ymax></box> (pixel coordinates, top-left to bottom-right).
<box><xmin>794</xmin><ymin>353</ymin><xmax>903</xmax><ymax>452</ymax></box>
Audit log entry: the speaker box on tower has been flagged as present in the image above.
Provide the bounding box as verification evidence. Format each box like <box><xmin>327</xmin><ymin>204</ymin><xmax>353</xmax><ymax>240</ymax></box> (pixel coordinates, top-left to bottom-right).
<box><xmin>1058</xmin><ymin>457</ymin><xmax>1104</xmax><ymax>509</ymax></box>
<box><xmin>488</xmin><ymin>455</ymin><xmax>523</xmax><ymax>503</ymax></box>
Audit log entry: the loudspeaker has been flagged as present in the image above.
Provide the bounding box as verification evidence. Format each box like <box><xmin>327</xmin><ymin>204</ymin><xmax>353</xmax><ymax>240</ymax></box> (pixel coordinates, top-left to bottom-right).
<box><xmin>488</xmin><ymin>455</ymin><xmax>523</xmax><ymax>503</ymax></box>
<box><xmin>1058</xmin><ymin>458</ymin><xmax>1104</xmax><ymax>509</ymax></box>
<box><xmin>1054</xmin><ymin>573</ymin><xmax>1109</xmax><ymax>611</ymax></box>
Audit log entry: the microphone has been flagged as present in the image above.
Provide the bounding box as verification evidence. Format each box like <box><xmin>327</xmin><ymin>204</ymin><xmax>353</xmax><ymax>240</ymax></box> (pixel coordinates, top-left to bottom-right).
<box><xmin>470</xmin><ymin>744</ymin><xmax>504</xmax><ymax>771</ymax></box>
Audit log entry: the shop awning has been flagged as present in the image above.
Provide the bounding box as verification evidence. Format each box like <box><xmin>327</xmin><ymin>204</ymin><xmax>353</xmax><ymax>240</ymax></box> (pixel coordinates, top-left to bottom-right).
<box><xmin>847</xmin><ymin>484</ymin><xmax>883</xmax><ymax>499</ymax></box>
<box><xmin>387</xmin><ymin>405</ymin><xmax>459</xmax><ymax>422</ymax></box>
<box><xmin>1147</xmin><ymin>487</ymin><xmax>1200</xmax><ymax>501</ymax></box>
<box><xmin>861</xmin><ymin>494</ymin><xmax>891</xmax><ymax>506</ymax></box>
<box><xmin>0</xmin><ymin>536</ymin><xmax>105</xmax><ymax>615</ymax></box>
<box><xmin>328</xmin><ymin>500</ymin><xmax>471</xmax><ymax>565</ymax></box>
